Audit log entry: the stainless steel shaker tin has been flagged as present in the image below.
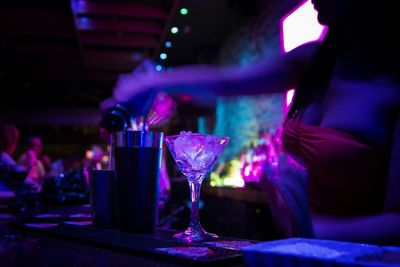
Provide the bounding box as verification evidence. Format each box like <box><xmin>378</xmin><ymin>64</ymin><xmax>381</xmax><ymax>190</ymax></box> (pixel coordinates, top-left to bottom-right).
<box><xmin>112</xmin><ymin>130</ymin><xmax>163</xmax><ymax>148</ymax></box>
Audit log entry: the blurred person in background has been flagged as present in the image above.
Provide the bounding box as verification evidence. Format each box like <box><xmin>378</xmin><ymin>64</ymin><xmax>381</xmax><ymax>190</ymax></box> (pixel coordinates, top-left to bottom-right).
<box><xmin>0</xmin><ymin>124</ymin><xmax>22</xmax><ymax>171</ymax></box>
<box><xmin>0</xmin><ymin>123</ymin><xmax>28</xmax><ymax>191</ymax></box>
<box><xmin>18</xmin><ymin>136</ymin><xmax>47</xmax><ymax>191</ymax></box>
<box><xmin>112</xmin><ymin>0</ymin><xmax>400</xmax><ymax>244</ymax></box>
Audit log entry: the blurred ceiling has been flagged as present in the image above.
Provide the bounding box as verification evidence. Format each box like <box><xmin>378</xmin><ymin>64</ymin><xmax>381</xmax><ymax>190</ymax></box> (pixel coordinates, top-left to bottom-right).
<box><xmin>0</xmin><ymin>0</ymin><xmax>262</xmax><ymax>109</ymax></box>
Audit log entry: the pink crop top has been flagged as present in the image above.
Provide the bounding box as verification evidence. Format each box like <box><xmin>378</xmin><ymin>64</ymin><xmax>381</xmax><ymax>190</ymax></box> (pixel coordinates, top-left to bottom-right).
<box><xmin>282</xmin><ymin>119</ymin><xmax>390</xmax><ymax>216</ymax></box>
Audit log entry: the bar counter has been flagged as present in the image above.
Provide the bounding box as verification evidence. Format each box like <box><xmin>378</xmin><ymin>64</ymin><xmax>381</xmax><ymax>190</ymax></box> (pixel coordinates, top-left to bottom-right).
<box><xmin>0</xmin><ymin>204</ymin><xmax>247</xmax><ymax>267</ymax></box>
<box><xmin>0</xmin><ymin>221</ymin><xmax>185</xmax><ymax>267</ymax></box>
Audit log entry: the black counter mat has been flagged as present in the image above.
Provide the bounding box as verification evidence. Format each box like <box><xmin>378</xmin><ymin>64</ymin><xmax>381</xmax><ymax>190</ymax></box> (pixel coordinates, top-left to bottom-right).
<box><xmin>14</xmin><ymin>223</ymin><xmax>246</xmax><ymax>266</ymax></box>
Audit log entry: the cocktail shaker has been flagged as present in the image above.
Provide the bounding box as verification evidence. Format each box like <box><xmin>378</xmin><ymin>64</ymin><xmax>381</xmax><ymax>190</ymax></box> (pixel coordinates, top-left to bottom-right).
<box><xmin>89</xmin><ymin>169</ymin><xmax>117</xmax><ymax>228</ymax></box>
<box><xmin>113</xmin><ymin>130</ymin><xmax>163</xmax><ymax>233</ymax></box>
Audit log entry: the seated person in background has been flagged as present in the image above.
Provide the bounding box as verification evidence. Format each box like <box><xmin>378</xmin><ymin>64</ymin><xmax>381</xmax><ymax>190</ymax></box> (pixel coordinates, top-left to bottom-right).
<box><xmin>40</xmin><ymin>154</ymin><xmax>52</xmax><ymax>176</ymax></box>
<box><xmin>111</xmin><ymin>0</ymin><xmax>400</xmax><ymax>244</ymax></box>
<box><xmin>18</xmin><ymin>136</ymin><xmax>47</xmax><ymax>191</ymax></box>
<box><xmin>0</xmin><ymin>123</ymin><xmax>26</xmax><ymax>191</ymax></box>
<box><xmin>0</xmin><ymin>124</ymin><xmax>23</xmax><ymax>171</ymax></box>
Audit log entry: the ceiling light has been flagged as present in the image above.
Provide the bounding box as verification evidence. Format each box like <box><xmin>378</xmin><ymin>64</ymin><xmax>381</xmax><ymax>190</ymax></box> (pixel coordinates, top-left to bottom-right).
<box><xmin>180</xmin><ymin>8</ymin><xmax>188</xmax><ymax>15</ymax></box>
<box><xmin>160</xmin><ymin>53</ymin><xmax>167</xmax><ymax>60</ymax></box>
<box><xmin>171</xmin><ymin>27</ymin><xmax>179</xmax><ymax>34</ymax></box>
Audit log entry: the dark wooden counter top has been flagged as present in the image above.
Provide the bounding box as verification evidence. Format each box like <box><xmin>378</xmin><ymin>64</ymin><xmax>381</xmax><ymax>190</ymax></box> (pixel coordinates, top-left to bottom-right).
<box><xmin>0</xmin><ymin>204</ymin><xmax>246</xmax><ymax>267</ymax></box>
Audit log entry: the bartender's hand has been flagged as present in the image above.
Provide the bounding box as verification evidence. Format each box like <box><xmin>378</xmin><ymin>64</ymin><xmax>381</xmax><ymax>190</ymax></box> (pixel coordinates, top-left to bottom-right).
<box><xmin>113</xmin><ymin>72</ymin><xmax>160</xmax><ymax>102</ymax></box>
<box><xmin>260</xmin><ymin>153</ymin><xmax>314</xmax><ymax>238</ymax></box>
<box><xmin>114</xmin><ymin>59</ymin><xmax>164</xmax><ymax>102</ymax></box>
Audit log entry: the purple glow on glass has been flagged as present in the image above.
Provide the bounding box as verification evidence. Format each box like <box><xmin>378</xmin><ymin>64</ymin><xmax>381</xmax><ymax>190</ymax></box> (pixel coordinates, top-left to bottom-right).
<box><xmin>164</xmin><ymin>134</ymin><xmax>228</xmax><ymax>242</ymax></box>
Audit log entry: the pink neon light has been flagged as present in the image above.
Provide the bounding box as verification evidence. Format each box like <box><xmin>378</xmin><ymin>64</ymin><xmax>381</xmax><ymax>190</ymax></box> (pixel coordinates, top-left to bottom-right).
<box><xmin>280</xmin><ymin>0</ymin><xmax>328</xmax><ymax>111</ymax></box>
<box><xmin>286</xmin><ymin>89</ymin><xmax>295</xmax><ymax>108</ymax></box>
<box><xmin>280</xmin><ymin>0</ymin><xmax>328</xmax><ymax>53</ymax></box>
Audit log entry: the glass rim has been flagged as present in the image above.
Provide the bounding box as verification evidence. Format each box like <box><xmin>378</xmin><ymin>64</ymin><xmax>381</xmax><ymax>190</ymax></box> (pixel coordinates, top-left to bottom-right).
<box><xmin>164</xmin><ymin>133</ymin><xmax>229</xmax><ymax>139</ymax></box>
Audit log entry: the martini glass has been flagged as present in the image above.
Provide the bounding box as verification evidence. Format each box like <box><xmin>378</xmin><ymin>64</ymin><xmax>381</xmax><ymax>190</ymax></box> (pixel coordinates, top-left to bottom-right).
<box><xmin>165</xmin><ymin>133</ymin><xmax>229</xmax><ymax>243</ymax></box>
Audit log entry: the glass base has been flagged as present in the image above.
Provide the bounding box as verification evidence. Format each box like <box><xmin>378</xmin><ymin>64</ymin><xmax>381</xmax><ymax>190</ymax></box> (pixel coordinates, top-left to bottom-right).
<box><xmin>173</xmin><ymin>226</ymin><xmax>219</xmax><ymax>243</ymax></box>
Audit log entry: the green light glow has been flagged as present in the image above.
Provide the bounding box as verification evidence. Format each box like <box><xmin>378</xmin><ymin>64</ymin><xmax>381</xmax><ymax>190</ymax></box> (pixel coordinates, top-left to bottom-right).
<box><xmin>180</xmin><ymin>8</ymin><xmax>188</xmax><ymax>15</ymax></box>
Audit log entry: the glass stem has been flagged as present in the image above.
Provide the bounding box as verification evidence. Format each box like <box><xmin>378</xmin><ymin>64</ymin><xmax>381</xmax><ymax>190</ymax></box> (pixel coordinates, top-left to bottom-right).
<box><xmin>188</xmin><ymin>179</ymin><xmax>203</xmax><ymax>230</ymax></box>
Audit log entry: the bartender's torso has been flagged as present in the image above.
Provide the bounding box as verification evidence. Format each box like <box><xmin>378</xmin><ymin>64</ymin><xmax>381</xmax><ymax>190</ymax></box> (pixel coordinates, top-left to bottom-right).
<box><xmin>299</xmin><ymin>70</ymin><xmax>400</xmax><ymax>148</ymax></box>
<box><xmin>283</xmin><ymin>65</ymin><xmax>399</xmax><ymax>216</ymax></box>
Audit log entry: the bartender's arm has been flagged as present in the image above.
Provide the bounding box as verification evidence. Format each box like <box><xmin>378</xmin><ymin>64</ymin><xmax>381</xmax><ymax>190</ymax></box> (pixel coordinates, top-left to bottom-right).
<box><xmin>113</xmin><ymin>43</ymin><xmax>319</xmax><ymax>105</ymax></box>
